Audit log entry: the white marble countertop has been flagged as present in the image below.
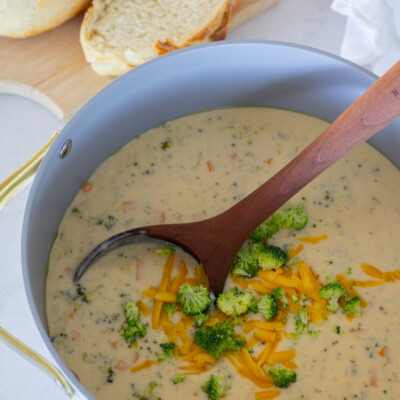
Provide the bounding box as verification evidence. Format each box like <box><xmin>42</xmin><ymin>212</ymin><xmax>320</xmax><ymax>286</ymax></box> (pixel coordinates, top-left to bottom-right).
<box><xmin>0</xmin><ymin>1</ymin><xmax>347</xmax><ymax>399</ymax></box>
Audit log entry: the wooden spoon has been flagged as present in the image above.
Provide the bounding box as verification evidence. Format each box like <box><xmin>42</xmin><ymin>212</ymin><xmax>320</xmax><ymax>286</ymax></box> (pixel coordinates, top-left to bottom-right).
<box><xmin>74</xmin><ymin>60</ymin><xmax>400</xmax><ymax>295</ymax></box>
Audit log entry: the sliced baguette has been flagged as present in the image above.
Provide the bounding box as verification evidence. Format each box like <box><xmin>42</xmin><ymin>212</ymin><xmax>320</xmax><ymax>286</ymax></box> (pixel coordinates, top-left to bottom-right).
<box><xmin>80</xmin><ymin>0</ymin><xmax>239</xmax><ymax>76</ymax></box>
<box><xmin>0</xmin><ymin>0</ymin><xmax>91</xmax><ymax>38</ymax></box>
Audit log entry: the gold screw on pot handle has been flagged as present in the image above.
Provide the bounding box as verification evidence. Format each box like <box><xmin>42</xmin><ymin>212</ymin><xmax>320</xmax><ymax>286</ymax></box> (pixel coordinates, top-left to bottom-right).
<box><xmin>0</xmin><ymin>326</ymin><xmax>75</xmax><ymax>398</ymax></box>
<box><xmin>0</xmin><ymin>131</ymin><xmax>59</xmax><ymax>212</ymax></box>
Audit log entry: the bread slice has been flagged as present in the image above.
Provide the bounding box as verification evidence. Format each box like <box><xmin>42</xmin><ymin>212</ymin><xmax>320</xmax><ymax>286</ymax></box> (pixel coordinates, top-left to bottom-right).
<box><xmin>80</xmin><ymin>0</ymin><xmax>239</xmax><ymax>76</ymax></box>
<box><xmin>0</xmin><ymin>0</ymin><xmax>91</xmax><ymax>38</ymax></box>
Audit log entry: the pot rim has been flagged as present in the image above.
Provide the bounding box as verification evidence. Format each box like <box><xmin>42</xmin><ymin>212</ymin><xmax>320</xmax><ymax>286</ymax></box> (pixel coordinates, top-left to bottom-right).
<box><xmin>21</xmin><ymin>39</ymin><xmax>380</xmax><ymax>399</ymax></box>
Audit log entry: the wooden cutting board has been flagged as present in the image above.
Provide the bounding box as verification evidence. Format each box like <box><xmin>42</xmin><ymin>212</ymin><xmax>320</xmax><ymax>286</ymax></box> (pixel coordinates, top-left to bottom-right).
<box><xmin>0</xmin><ymin>0</ymin><xmax>278</xmax><ymax>122</ymax></box>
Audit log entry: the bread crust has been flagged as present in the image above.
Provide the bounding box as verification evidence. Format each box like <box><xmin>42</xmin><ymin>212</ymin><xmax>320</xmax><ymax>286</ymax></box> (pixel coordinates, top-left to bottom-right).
<box><xmin>155</xmin><ymin>0</ymin><xmax>239</xmax><ymax>55</ymax></box>
<box><xmin>0</xmin><ymin>0</ymin><xmax>91</xmax><ymax>38</ymax></box>
<box><xmin>80</xmin><ymin>4</ymin><xmax>133</xmax><ymax>76</ymax></box>
<box><xmin>80</xmin><ymin>0</ymin><xmax>240</xmax><ymax>76</ymax></box>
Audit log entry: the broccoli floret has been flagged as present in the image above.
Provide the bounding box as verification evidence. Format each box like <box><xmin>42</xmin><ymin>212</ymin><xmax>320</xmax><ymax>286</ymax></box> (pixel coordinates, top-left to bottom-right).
<box><xmin>273</xmin><ymin>287</ymin><xmax>289</xmax><ymax>308</ymax></box>
<box><xmin>308</xmin><ymin>330</ymin><xmax>320</xmax><ymax>339</ymax></box>
<box><xmin>202</xmin><ymin>375</ymin><xmax>227</xmax><ymax>400</ymax></box>
<box><xmin>291</xmin><ymin>204</ymin><xmax>308</xmax><ymax>230</ymax></box>
<box><xmin>269</xmin><ymin>366</ymin><xmax>297</xmax><ymax>388</ymax></box>
<box><xmin>231</xmin><ymin>242</ymin><xmax>264</xmax><ymax>278</ymax></box>
<box><xmin>194</xmin><ymin>313</ymin><xmax>210</xmax><ymax>327</ymax></box>
<box><xmin>250</xmin><ymin>204</ymin><xmax>308</xmax><ymax>241</ymax></box>
<box><xmin>333</xmin><ymin>325</ymin><xmax>341</xmax><ymax>335</ymax></box>
<box><xmin>163</xmin><ymin>303</ymin><xmax>178</xmax><ymax>322</ymax></box>
<box><xmin>250</xmin><ymin>241</ymin><xmax>265</xmax><ymax>254</ymax></box>
<box><xmin>258</xmin><ymin>245</ymin><xmax>288</xmax><ymax>270</ymax></box>
<box><xmin>173</xmin><ymin>373</ymin><xmax>187</xmax><ymax>384</ymax></box>
<box><xmin>249</xmin><ymin>219</ymin><xmax>280</xmax><ymax>241</ymax></box>
<box><xmin>177</xmin><ymin>284</ymin><xmax>211</xmax><ymax>316</ymax></box>
<box><xmin>161</xmin><ymin>140</ymin><xmax>173</xmax><ymax>150</ymax></box>
<box><xmin>343</xmin><ymin>296</ymin><xmax>362</xmax><ymax>317</ymax></box>
<box><xmin>298</xmin><ymin>305</ymin><xmax>308</xmax><ymax>324</ymax></box>
<box><xmin>319</xmin><ymin>282</ymin><xmax>348</xmax><ymax>312</ymax></box>
<box><xmin>217</xmin><ymin>287</ymin><xmax>256</xmax><ymax>317</ymax></box>
<box><xmin>258</xmin><ymin>293</ymin><xmax>278</xmax><ymax>321</ymax></box>
<box><xmin>292</xmin><ymin>306</ymin><xmax>308</xmax><ymax>339</ymax></box>
<box><xmin>125</xmin><ymin>300</ymin><xmax>140</xmax><ymax>324</ymax></box>
<box><xmin>248</xmin><ymin>296</ymin><xmax>259</xmax><ymax>313</ymax></box>
<box><xmin>154</xmin><ymin>246</ymin><xmax>175</xmax><ymax>255</ymax></box>
<box><xmin>271</xmin><ymin>209</ymin><xmax>294</xmax><ymax>229</ymax></box>
<box><xmin>160</xmin><ymin>342</ymin><xmax>176</xmax><ymax>357</ymax></box>
<box><xmin>123</xmin><ymin>301</ymin><xmax>147</xmax><ymax>344</ymax></box>
<box><xmin>194</xmin><ymin>321</ymin><xmax>245</xmax><ymax>359</ymax></box>
<box><xmin>301</xmin><ymin>294</ymin><xmax>309</xmax><ymax>303</ymax></box>
<box><xmin>124</xmin><ymin>323</ymin><xmax>147</xmax><ymax>344</ymax></box>
<box><xmin>231</xmin><ymin>248</ymin><xmax>258</xmax><ymax>278</ymax></box>
<box><xmin>139</xmin><ymin>381</ymin><xmax>160</xmax><ymax>400</ymax></box>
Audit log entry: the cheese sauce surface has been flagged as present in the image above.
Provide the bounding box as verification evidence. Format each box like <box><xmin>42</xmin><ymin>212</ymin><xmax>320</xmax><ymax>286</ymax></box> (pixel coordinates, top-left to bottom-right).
<box><xmin>46</xmin><ymin>107</ymin><xmax>400</xmax><ymax>400</ymax></box>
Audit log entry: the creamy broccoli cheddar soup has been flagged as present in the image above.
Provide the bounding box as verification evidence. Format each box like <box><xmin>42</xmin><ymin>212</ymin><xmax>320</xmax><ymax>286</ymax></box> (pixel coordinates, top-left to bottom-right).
<box><xmin>46</xmin><ymin>107</ymin><xmax>400</xmax><ymax>400</ymax></box>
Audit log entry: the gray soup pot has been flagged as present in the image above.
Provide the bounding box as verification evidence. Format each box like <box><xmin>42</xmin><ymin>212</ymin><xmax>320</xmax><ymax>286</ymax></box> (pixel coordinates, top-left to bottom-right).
<box><xmin>21</xmin><ymin>41</ymin><xmax>400</xmax><ymax>399</ymax></box>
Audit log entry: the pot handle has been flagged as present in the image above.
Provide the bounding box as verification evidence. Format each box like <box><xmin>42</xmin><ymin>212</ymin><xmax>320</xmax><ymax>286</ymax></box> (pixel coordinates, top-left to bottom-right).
<box><xmin>0</xmin><ymin>130</ymin><xmax>80</xmax><ymax>398</ymax></box>
<box><xmin>0</xmin><ymin>131</ymin><xmax>59</xmax><ymax>212</ymax></box>
<box><xmin>0</xmin><ymin>326</ymin><xmax>76</xmax><ymax>398</ymax></box>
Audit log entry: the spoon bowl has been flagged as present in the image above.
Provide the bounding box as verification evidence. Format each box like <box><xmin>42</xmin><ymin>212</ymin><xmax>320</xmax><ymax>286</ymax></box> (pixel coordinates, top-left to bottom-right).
<box><xmin>74</xmin><ymin>59</ymin><xmax>400</xmax><ymax>295</ymax></box>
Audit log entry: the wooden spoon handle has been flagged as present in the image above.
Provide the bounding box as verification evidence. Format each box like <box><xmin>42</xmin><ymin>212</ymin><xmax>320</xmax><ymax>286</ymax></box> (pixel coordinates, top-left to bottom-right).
<box><xmin>224</xmin><ymin>60</ymin><xmax>400</xmax><ymax>240</ymax></box>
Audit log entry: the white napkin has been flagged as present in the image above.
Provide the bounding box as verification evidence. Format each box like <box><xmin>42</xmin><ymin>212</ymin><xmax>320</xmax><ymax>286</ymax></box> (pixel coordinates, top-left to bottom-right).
<box><xmin>331</xmin><ymin>0</ymin><xmax>400</xmax><ymax>76</ymax></box>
